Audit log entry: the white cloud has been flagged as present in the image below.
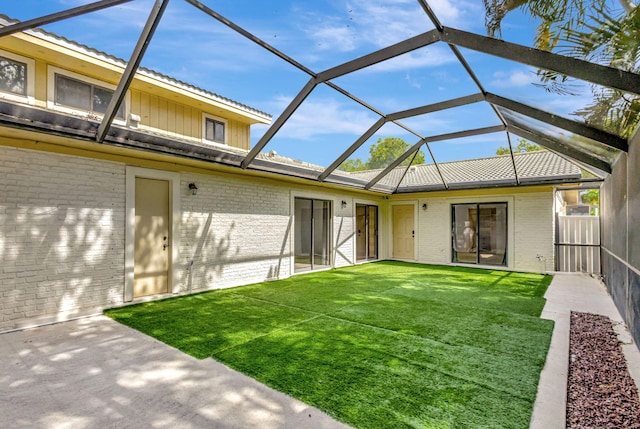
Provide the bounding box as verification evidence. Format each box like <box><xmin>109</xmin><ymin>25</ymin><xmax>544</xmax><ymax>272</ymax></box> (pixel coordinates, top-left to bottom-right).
<box><xmin>263</xmin><ymin>95</ymin><xmax>377</xmax><ymax>140</ymax></box>
<box><xmin>311</xmin><ymin>25</ymin><xmax>357</xmax><ymax>52</ymax></box>
<box><xmin>405</xmin><ymin>73</ymin><xmax>421</xmax><ymax>89</ymax></box>
<box><xmin>490</xmin><ymin>69</ymin><xmax>538</xmax><ymax>88</ymax></box>
<box><xmin>366</xmin><ymin>46</ymin><xmax>456</xmax><ymax>72</ymax></box>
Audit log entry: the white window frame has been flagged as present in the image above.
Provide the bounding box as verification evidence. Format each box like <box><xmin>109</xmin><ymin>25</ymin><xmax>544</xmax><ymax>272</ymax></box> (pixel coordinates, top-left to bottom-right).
<box><xmin>202</xmin><ymin>113</ymin><xmax>228</xmax><ymax>146</ymax></box>
<box><xmin>47</xmin><ymin>66</ymin><xmax>128</xmax><ymax>125</ymax></box>
<box><xmin>0</xmin><ymin>49</ymin><xmax>35</xmax><ymax>105</ymax></box>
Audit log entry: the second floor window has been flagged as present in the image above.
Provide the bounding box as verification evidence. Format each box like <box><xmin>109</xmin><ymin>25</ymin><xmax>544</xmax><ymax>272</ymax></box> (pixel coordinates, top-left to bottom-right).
<box><xmin>0</xmin><ymin>55</ymin><xmax>26</xmax><ymax>96</ymax></box>
<box><xmin>205</xmin><ymin>117</ymin><xmax>226</xmax><ymax>144</ymax></box>
<box><xmin>54</xmin><ymin>73</ymin><xmax>125</xmax><ymax>119</ymax></box>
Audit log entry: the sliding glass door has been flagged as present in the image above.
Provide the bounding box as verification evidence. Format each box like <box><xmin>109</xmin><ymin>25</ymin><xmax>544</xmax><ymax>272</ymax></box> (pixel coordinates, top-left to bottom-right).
<box><xmin>356</xmin><ymin>204</ymin><xmax>378</xmax><ymax>262</ymax></box>
<box><xmin>294</xmin><ymin>197</ymin><xmax>331</xmax><ymax>273</ymax></box>
<box><xmin>452</xmin><ymin>203</ymin><xmax>507</xmax><ymax>266</ymax></box>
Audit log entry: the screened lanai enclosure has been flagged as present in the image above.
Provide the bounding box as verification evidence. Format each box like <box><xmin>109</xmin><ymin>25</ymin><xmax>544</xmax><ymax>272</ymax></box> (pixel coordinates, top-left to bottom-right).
<box><xmin>0</xmin><ymin>0</ymin><xmax>635</xmax><ymax>191</ymax></box>
<box><xmin>1</xmin><ymin>1</ymin><xmax>639</xmax><ymax>344</ymax></box>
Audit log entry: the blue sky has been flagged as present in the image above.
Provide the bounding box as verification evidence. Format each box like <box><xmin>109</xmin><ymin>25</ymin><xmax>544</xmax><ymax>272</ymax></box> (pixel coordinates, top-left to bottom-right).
<box><xmin>2</xmin><ymin>0</ymin><xmax>599</xmax><ymax>168</ymax></box>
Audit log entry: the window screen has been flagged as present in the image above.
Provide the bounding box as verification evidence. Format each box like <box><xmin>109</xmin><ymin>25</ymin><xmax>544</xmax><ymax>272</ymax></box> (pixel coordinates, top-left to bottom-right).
<box><xmin>0</xmin><ymin>56</ymin><xmax>26</xmax><ymax>96</ymax></box>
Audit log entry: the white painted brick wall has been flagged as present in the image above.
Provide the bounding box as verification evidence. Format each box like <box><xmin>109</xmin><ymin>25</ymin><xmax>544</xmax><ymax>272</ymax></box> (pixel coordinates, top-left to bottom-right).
<box><xmin>0</xmin><ymin>145</ymin><xmax>125</xmax><ymax>331</ymax></box>
<box><xmin>513</xmin><ymin>192</ymin><xmax>555</xmax><ymax>272</ymax></box>
<box><xmin>1</xmin><ymin>144</ymin><xmax>366</xmax><ymax>330</ymax></box>
<box><xmin>415</xmin><ymin>192</ymin><xmax>554</xmax><ymax>272</ymax></box>
<box><xmin>334</xmin><ymin>201</ymin><xmax>355</xmax><ymax>267</ymax></box>
<box><xmin>178</xmin><ymin>173</ymin><xmax>293</xmax><ymax>292</ymax></box>
<box><xmin>416</xmin><ymin>199</ymin><xmax>449</xmax><ymax>264</ymax></box>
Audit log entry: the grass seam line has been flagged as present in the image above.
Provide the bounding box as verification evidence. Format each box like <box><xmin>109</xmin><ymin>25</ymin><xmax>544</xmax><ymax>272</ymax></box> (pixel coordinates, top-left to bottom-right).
<box><xmin>231</xmin><ymin>292</ymin><xmax>549</xmax><ymax>362</ymax></box>
<box><xmin>210</xmin><ymin>312</ymin><xmax>325</xmax><ymax>356</ymax></box>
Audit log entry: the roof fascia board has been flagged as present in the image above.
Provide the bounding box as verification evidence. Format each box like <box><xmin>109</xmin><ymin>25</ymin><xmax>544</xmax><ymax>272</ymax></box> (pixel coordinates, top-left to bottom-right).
<box><xmin>241</xmin><ymin>77</ymin><xmax>317</xmax><ymax>169</ymax></box>
<box><xmin>318</xmin><ymin>117</ymin><xmax>386</xmax><ymax>181</ymax></box>
<box><xmin>316</xmin><ymin>29</ymin><xmax>441</xmax><ymax>83</ymax></box>
<box><xmin>487</xmin><ymin>92</ymin><xmax>628</xmax><ymax>152</ymax></box>
<box><xmin>394</xmin><ymin>177</ymin><xmax>595</xmax><ymax>193</ymax></box>
<box><xmin>0</xmin><ymin>0</ymin><xmax>134</xmax><ymax>38</ymax></box>
<box><xmin>97</xmin><ymin>0</ymin><xmax>169</xmax><ymax>142</ymax></box>
<box><xmin>507</xmin><ymin>123</ymin><xmax>612</xmax><ymax>174</ymax></box>
<box><xmin>441</xmin><ymin>27</ymin><xmax>640</xmax><ymax>96</ymax></box>
<box><xmin>387</xmin><ymin>93</ymin><xmax>484</xmax><ymax>121</ymax></box>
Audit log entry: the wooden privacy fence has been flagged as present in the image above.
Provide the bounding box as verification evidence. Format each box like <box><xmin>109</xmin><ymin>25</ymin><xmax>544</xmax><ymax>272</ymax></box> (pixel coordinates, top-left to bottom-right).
<box><xmin>555</xmin><ymin>215</ymin><xmax>601</xmax><ymax>274</ymax></box>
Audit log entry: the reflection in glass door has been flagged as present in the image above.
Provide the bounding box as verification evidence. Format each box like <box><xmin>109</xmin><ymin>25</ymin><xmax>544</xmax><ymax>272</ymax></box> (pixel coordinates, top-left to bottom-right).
<box><xmin>452</xmin><ymin>203</ymin><xmax>507</xmax><ymax>266</ymax></box>
<box><xmin>356</xmin><ymin>204</ymin><xmax>378</xmax><ymax>262</ymax></box>
<box><xmin>295</xmin><ymin>197</ymin><xmax>331</xmax><ymax>273</ymax></box>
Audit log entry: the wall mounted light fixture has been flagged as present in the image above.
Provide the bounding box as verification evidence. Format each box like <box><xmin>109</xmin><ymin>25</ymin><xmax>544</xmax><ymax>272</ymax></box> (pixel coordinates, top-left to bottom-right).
<box><xmin>422</xmin><ymin>203</ymin><xmax>428</xmax><ymax>211</ymax></box>
<box><xmin>188</xmin><ymin>182</ymin><xmax>198</xmax><ymax>196</ymax></box>
<box><xmin>341</xmin><ymin>200</ymin><xmax>347</xmax><ymax>209</ymax></box>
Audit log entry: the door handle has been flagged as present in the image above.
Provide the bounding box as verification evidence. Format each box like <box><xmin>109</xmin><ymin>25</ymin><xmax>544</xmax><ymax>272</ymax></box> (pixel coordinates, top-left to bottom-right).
<box><xmin>163</xmin><ymin>243</ymin><xmax>170</xmax><ymax>251</ymax></box>
<box><xmin>412</xmin><ymin>230</ymin><xmax>415</xmax><ymax>238</ymax></box>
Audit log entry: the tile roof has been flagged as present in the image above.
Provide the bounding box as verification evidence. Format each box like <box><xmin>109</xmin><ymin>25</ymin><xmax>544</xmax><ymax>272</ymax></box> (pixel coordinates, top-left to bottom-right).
<box><xmin>0</xmin><ymin>14</ymin><xmax>272</xmax><ymax>123</ymax></box>
<box><xmin>350</xmin><ymin>150</ymin><xmax>582</xmax><ymax>188</ymax></box>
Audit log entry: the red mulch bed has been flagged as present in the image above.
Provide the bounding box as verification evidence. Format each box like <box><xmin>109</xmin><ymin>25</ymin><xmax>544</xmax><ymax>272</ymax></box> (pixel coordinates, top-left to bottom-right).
<box><xmin>567</xmin><ymin>312</ymin><xmax>640</xmax><ymax>428</ymax></box>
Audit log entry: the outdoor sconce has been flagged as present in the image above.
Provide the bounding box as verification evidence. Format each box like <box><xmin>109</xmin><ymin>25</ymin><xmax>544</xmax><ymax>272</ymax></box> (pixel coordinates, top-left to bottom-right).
<box><xmin>422</xmin><ymin>203</ymin><xmax>428</xmax><ymax>211</ymax></box>
<box><xmin>341</xmin><ymin>200</ymin><xmax>347</xmax><ymax>209</ymax></box>
<box><xmin>188</xmin><ymin>182</ymin><xmax>198</xmax><ymax>196</ymax></box>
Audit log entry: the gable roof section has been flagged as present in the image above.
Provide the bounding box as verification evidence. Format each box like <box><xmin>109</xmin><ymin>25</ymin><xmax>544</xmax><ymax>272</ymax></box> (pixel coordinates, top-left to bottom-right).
<box><xmin>0</xmin><ymin>14</ymin><xmax>271</xmax><ymax>125</ymax></box>
<box><xmin>349</xmin><ymin>151</ymin><xmax>582</xmax><ymax>192</ymax></box>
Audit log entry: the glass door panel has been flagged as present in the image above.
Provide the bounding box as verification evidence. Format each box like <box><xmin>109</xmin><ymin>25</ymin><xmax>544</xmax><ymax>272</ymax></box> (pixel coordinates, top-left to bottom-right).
<box><xmin>477</xmin><ymin>204</ymin><xmax>507</xmax><ymax>265</ymax></box>
<box><xmin>452</xmin><ymin>202</ymin><xmax>507</xmax><ymax>266</ymax></box>
<box><xmin>313</xmin><ymin>200</ymin><xmax>331</xmax><ymax>269</ymax></box>
<box><xmin>452</xmin><ymin>204</ymin><xmax>477</xmax><ymax>264</ymax></box>
<box><xmin>356</xmin><ymin>205</ymin><xmax>367</xmax><ymax>261</ymax></box>
<box><xmin>356</xmin><ymin>204</ymin><xmax>378</xmax><ymax>262</ymax></box>
<box><xmin>367</xmin><ymin>205</ymin><xmax>378</xmax><ymax>260</ymax></box>
<box><xmin>294</xmin><ymin>198</ymin><xmax>313</xmax><ymax>272</ymax></box>
<box><xmin>295</xmin><ymin>197</ymin><xmax>332</xmax><ymax>273</ymax></box>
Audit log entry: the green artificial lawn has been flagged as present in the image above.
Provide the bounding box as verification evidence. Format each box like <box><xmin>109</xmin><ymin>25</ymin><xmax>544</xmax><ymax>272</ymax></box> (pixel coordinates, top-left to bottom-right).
<box><xmin>105</xmin><ymin>261</ymin><xmax>554</xmax><ymax>429</ymax></box>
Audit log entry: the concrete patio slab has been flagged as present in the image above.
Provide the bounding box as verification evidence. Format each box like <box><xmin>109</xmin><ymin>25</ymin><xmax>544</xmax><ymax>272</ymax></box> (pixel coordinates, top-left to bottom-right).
<box><xmin>0</xmin><ymin>315</ymin><xmax>352</xmax><ymax>429</ymax></box>
<box><xmin>531</xmin><ymin>272</ymin><xmax>640</xmax><ymax>429</ymax></box>
<box><xmin>3</xmin><ymin>272</ymin><xmax>638</xmax><ymax>429</ymax></box>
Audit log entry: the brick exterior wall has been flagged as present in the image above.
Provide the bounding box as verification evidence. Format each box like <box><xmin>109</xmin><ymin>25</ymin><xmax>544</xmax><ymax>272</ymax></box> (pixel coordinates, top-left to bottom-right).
<box><xmin>334</xmin><ymin>199</ymin><xmax>355</xmax><ymax>268</ymax></box>
<box><xmin>178</xmin><ymin>172</ymin><xmax>293</xmax><ymax>292</ymax></box>
<box><xmin>0</xmin><ymin>144</ymin><xmax>556</xmax><ymax>331</ymax></box>
<box><xmin>0</xmin><ymin>146</ymin><xmax>126</xmax><ymax>331</ymax></box>
<box><xmin>513</xmin><ymin>192</ymin><xmax>555</xmax><ymax>272</ymax></box>
<box><xmin>414</xmin><ymin>191</ymin><xmax>554</xmax><ymax>272</ymax></box>
<box><xmin>0</xmin><ymin>145</ymin><xmax>363</xmax><ymax>331</ymax></box>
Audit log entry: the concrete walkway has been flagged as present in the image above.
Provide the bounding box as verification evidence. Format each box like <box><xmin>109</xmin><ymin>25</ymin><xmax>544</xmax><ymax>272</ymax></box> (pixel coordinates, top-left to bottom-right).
<box><xmin>531</xmin><ymin>272</ymin><xmax>640</xmax><ymax>429</ymax></box>
<box><xmin>0</xmin><ymin>315</ymin><xmax>351</xmax><ymax>429</ymax></box>
<box><xmin>2</xmin><ymin>273</ymin><xmax>639</xmax><ymax>428</ymax></box>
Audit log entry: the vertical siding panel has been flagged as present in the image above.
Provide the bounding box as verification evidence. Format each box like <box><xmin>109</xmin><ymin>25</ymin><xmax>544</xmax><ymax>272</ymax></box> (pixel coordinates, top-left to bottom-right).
<box><xmin>190</xmin><ymin>108</ymin><xmax>200</xmax><ymax>140</ymax></box>
<box><xmin>139</xmin><ymin>92</ymin><xmax>150</xmax><ymax>127</ymax></box>
<box><xmin>167</xmin><ymin>100</ymin><xmax>176</xmax><ymax>138</ymax></box>
<box><xmin>174</xmin><ymin>104</ymin><xmax>184</xmax><ymax>136</ymax></box>
<box><xmin>130</xmin><ymin>89</ymin><xmax>140</xmax><ymax>119</ymax></box>
<box><xmin>157</xmin><ymin>97</ymin><xmax>168</xmax><ymax>135</ymax></box>
<box><xmin>149</xmin><ymin>94</ymin><xmax>159</xmax><ymax>130</ymax></box>
<box><xmin>34</xmin><ymin>60</ymin><xmax>48</xmax><ymax>108</ymax></box>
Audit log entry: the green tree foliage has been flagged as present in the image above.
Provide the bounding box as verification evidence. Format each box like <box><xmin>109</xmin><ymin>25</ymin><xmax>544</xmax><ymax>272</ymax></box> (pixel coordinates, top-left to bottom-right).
<box><xmin>339</xmin><ymin>137</ymin><xmax>425</xmax><ymax>172</ymax></box>
<box><xmin>580</xmin><ymin>189</ymin><xmax>600</xmax><ymax>205</ymax></box>
<box><xmin>483</xmin><ymin>0</ymin><xmax>640</xmax><ymax>137</ymax></box>
<box><xmin>495</xmin><ymin>139</ymin><xmax>544</xmax><ymax>155</ymax></box>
